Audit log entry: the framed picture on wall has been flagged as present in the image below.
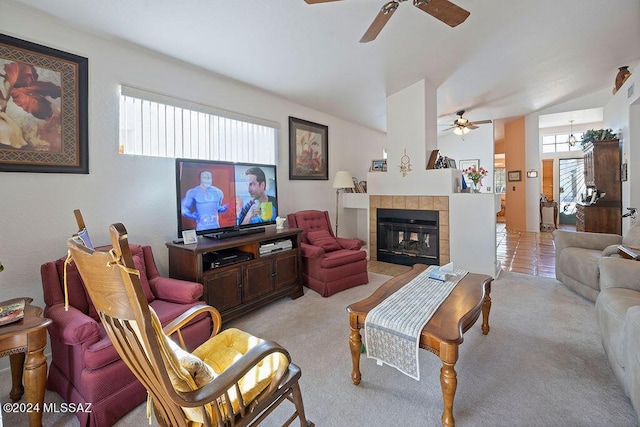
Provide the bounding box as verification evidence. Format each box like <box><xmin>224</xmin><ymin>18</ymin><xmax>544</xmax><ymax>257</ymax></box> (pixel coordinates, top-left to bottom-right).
<box><xmin>459</xmin><ymin>159</ymin><xmax>479</xmax><ymax>172</ymax></box>
<box><xmin>459</xmin><ymin>159</ymin><xmax>479</xmax><ymax>185</ymax></box>
<box><xmin>508</xmin><ymin>170</ymin><xmax>522</xmax><ymax>182</ymax></box>
<box><xmin>0</xmin><ymin>34</ymin><xmax>88</xmax><ymax>173</ymax></box>
<box><xmin>288</xmin><ymin>116</ymin><xmax>328</xmax><ymax>180</ymax></box>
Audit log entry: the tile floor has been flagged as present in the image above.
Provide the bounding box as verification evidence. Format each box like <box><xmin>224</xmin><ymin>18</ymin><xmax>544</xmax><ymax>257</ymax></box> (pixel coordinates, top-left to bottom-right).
<box><xmin>496</xmin><ymin>222</ymin><xmax>574</xmax><ymax>278</ymax></box>
<box><xmin>369</xmin><ymin>222</ymin><xmax>576</xmax><ymax>279</ymax></box>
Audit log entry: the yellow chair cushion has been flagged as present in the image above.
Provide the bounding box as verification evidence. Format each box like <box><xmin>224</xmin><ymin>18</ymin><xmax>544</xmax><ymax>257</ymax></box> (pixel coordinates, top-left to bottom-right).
<box><xmin>193</xmin><ymin>328</ymin><xmax>281</xmax><ymax>411</ymax></box>
<box><xmin>150</xmin><ymin>308</ymin><xmax>281</xmax><ymax>425</ymax></box>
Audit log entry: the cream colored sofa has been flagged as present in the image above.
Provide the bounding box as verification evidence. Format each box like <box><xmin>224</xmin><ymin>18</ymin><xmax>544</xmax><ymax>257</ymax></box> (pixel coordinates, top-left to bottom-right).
<box><xmin>596</xmin><ymin>257</ymin><xmax>640</xmax><ymax>417</ymax></box>
<box><xmin>554</xmin><ymin>225</ymin><xmax>640</xmax><ymax>416</ymax></box>
<box><xmin>553</xmin><ymin>225</ymin><xmax>640</xmax><ymax>302</ymax></box>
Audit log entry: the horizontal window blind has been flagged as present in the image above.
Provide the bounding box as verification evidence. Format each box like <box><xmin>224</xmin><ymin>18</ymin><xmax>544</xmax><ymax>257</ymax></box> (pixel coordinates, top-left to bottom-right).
<box><xmin>119</xmin><ymin>85</ymin><xmax>278</xmax><ymax>164</ymax></box>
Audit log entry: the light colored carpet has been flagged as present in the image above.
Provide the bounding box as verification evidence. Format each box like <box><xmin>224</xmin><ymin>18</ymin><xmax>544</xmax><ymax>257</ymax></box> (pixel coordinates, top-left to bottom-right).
<box><xmin>1</xmin><ymin>271</ymin><xmax>637</xmax><ymax>426</ymax></box>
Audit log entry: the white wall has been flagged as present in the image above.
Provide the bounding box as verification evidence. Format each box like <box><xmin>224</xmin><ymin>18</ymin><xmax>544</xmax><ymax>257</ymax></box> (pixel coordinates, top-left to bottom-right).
<box><xmin>603</xmin><ymin>65</ymin><xmax>640</xmax><ymax>233</ymax></box>
<box><xmin>437</xmin><ymin>125</ymin><xmax>495</xmax><ymax>192</ymax></box>
<box><xmin>0</xmin><ymin>3</ymin><xmax>386</xmax><ymax>316</ymax></box>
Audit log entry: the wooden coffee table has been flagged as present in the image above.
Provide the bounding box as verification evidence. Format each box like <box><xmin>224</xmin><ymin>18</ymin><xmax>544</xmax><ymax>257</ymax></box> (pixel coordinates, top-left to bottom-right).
<box><xmin>347</xmin><ymin>264</ymin><xmax>492</xmax><ymax>427</ymax></box>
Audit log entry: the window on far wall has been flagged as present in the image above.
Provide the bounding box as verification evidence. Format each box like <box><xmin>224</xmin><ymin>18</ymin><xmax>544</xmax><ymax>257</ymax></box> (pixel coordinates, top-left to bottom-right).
<box><xmin>119</xmin><ymin>86</ymin><xmax>278</xmax><ymax>164</ymax></box>
<box><xmin>542</xmin><ymin>132</ymin><xmax>584</xmax><ymax>154</ymax></box>
<box><xmin>494</xmin><ymin>167</ymin><xmax>506</xmax><ymax>193</ymax></box>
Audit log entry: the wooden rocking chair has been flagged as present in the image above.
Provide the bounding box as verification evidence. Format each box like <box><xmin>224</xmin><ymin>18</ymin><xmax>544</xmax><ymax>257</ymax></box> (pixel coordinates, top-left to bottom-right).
<box><xmin>66</xmin><ymin>222</ymin><xmax>313</xmax><ymax>427</ymax></box>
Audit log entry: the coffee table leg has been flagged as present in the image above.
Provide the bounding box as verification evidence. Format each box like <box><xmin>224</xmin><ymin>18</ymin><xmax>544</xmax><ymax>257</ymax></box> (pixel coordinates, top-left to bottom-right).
<box><xmin>440</xmin><ymin>361</ymin><xmax>457</xmax><ymax>427</ymax></box>
<box><xmin>349</xmin><ymin>327</ymin><xmax>362</xmax><ymax>385</ymax></box>
<box><xmin>482</xmin><ymin>283</ymin><xmax>492</xmax><ymax>335</ymax></box>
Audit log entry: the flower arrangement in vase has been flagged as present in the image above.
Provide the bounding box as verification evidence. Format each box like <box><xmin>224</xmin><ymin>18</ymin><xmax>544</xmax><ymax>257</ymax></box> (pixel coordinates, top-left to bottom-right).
<box><xmin>463</xmin><ymin>166</ymin><xmax>488</xmax><ymax>193</ymax></box>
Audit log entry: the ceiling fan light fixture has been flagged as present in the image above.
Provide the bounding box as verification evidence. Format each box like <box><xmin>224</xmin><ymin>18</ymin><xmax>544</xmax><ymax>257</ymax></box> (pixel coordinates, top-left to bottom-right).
<box><xmin>453</xmin><ymin>126</ymin><xmax>470</xmax><ymax>136</ymax></box>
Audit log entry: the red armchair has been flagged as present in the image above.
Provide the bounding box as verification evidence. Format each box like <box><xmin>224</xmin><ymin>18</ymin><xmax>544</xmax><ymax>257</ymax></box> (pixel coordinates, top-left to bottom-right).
<box><xmin>41</xmin><ymin>244</ymin><xmax>212</xmax><ymax>427</ymax></box>
<box><xmin>287</xmin><ymin>210</ymin><xmax>368</xmax><ymax>297</ymax></box>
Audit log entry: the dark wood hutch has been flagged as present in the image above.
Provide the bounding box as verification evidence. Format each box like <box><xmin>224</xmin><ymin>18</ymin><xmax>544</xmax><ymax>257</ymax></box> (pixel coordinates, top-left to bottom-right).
<box><xmin>576</xmin><ymin>139</ymin><xmax>621</xmax><ymax>234</ymax></box>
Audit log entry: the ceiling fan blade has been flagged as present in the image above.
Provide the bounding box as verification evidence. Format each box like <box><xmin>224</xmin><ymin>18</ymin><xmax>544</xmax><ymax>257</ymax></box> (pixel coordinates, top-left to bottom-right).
<box><xmin>443</xmin><ymin>126</ymin><xmax>456</xmax><ymax>131</ymax></box>
<box><xmin>469</xmin><ymin>120</ymin><xmax>492</xmax><ymax>125</ymax></box>
<box><xmin>413</xmin><ymin>0</ymin><xmax>470</xmax><ymax>27</ymax></box>
<box><xmin>304</xmin><ymin>0</ymin><xmax>342</xmax><ymax>3</ymax></box>
<box><xmin>360</xmin><ymin>1</ymin><xmax>399</xmax><ymax>43</ymax></box>
<box><xmin>467</xmin><ymin>124</ymin><xmax>479</xmax><ymax>130</ymax></box>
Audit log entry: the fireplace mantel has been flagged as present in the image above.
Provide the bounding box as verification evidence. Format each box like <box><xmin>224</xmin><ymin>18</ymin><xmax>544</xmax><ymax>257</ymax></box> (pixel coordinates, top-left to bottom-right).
<box><xmin>365</xmin><ymin>169</ymin><xmax>500</xmax><ymax>277</ymax></box>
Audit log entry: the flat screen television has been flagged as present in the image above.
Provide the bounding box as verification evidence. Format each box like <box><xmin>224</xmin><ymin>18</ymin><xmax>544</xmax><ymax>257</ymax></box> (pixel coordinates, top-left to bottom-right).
<box><xmin>176</xmin><ymin>158</ymin><xmax>278</xmax><ymax>239</ymax></box>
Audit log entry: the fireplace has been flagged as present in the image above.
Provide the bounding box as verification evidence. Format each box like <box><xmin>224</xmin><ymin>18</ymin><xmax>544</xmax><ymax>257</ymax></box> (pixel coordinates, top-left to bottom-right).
<box><xmin>376</xmin><ymin>208</ymin><xmax>439</xmax><ymax>266</ymax></box>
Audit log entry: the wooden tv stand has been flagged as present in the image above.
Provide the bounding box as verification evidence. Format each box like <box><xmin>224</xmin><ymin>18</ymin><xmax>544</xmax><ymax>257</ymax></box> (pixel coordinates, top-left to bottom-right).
<box><xmin>166</xmin><ymin>227</ymin><xmax>304</xmax><ymax>322</ymax></box>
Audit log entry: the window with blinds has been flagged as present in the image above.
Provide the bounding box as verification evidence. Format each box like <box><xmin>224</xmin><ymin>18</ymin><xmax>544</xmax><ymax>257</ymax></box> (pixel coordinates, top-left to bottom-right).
<box><xmin>119</xmin><ymin>86</ymin><xmax>278</xmax><ymax>165</ymax></box>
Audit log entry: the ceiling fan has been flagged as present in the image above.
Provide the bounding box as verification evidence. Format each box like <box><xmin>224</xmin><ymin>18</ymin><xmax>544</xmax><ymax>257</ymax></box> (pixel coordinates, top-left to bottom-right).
<box><xmin>304</xmin><ymin>0</ymin><xmax>470</xmax><ymax>43</ymax></box>
<box><xmin>444</xmin><ymin>110</ymin><xmax>492</xmax><ymax>135</ymax></box>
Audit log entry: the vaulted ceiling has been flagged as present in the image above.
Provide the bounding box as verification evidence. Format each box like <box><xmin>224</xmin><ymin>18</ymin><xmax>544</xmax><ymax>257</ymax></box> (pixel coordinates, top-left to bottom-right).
<box><xmin>7</xmin><ymin>0</ymin><xmax>640</xmax><ymax>132</ymax></box>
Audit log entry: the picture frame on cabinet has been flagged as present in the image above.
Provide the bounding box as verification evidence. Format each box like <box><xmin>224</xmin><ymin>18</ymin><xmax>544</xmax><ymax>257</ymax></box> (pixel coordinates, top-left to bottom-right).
<box><xmin>0</xmin><ymin>34</ymin><xmax>88</xmax><ymax>173</ymax></box>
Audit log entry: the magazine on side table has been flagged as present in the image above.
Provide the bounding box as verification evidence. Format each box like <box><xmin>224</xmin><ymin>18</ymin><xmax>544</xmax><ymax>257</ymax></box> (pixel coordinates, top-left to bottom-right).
<box><xmin>0</xmin><ymin>298</ymin><xmax>26</xmax><ymax>326</ymax></box>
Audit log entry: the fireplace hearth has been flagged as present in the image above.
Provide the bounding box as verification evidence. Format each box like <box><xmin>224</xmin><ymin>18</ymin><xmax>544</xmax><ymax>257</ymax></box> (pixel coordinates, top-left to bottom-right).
<box><xmin>376</xmin><ymin>208</ymin><xmax>439</xmax><ymax>266</ymax></box>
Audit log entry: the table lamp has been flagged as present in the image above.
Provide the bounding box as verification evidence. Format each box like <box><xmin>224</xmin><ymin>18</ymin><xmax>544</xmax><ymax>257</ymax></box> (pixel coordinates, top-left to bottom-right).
<box><xmin>332</xmin><ymin>171</ymin><xmax>355</xmax><ymax>236</ymax></box>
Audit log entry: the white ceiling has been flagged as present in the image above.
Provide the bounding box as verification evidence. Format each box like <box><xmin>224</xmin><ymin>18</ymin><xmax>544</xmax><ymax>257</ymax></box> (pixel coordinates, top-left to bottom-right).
<box><xmin>7</xmin><ymin>0</ymin><xmax>640</xmax><ymax>132</ymax></box>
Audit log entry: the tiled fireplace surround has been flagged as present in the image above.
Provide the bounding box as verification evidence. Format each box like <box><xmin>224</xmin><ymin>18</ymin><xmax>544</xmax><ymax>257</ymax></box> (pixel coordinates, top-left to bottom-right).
<box><xmin>369</xmin><ymin>195</ymin><xmax>450</xmax><ymax>265</ymax></box>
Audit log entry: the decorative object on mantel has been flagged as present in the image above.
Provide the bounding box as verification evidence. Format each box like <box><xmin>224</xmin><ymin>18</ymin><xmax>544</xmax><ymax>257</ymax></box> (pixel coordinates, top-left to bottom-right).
<box><xmin>462</xmin><ymin>166</ymin><xmax>488</xmax><ymax>193</ymax></box>
<box><xmin>370</xmin><ymin>159</ymin><xmax>387</xmax><ymax>172</ymax></box>
<box><xmin>459</xmin><ymin>159</ymin><xmax>478</xmax><ymax>186</ymax></box>
<box><xmin>614</xmin><ymin>66</ymin><xmax>631</xmax><ymax>94</ymax></box>
<box><xmin>434</xmin><ymin>154</ymin><xmax>455</xmax><ymax>170</ymax></box>
<box><xmin>399</xmin><ymin>148</ymin><xmax>412</xmax><ymax>177</ymax></box>
<box><xmin>426</xmin><ymin>149</ymin><xmax>439</xmax><ymax>169</ymax></box>
<box><xmin>332</xmin><ymin>170</ymin><xmax>355</xmax><ymax>236</ymax></box>
<box><xmin>580</xmin><ymin>128</ymin><xmax>618</xmax><ymax>148</ymax></box>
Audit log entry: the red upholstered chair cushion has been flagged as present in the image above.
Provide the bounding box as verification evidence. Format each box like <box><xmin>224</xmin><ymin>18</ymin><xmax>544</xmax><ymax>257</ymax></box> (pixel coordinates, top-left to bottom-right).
<box><xmin>307</xmin><ymin>229</ymin><xmax>342</xmax><ymax>252</ymax></box>
<box><xmin>320</xmin><ymin>249</ymin><xmax>367</xmax><ymax>268</ymax></box>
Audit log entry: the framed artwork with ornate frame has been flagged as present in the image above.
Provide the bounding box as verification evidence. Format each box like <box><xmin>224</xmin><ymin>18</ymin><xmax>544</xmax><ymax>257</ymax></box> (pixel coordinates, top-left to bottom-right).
<box><xmin>289</xmin><ymin>116</ymin><xmax>328</xmax><ymax>180</ymax></box>
<box><xmin>0</xmin><ymin>34</ymin><xmax>88</xmax><ymax>173</ymax></box>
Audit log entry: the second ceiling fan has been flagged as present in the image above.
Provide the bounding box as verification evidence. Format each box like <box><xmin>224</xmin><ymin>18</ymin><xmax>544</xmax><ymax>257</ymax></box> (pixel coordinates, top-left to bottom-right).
<box><xmin>444</xmin><ymin>110</ymin><xmax>492</xmax><ymax>135</ymax></box>
<box><xmin>305</xmin><ymin>0</ymin><xmax>470</xmax><ymax>43</ymax></box>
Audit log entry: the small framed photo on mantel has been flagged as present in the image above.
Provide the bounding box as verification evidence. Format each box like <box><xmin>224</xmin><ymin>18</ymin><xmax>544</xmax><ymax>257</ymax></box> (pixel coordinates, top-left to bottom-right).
<box><xmin>371</xmin><ymin>159</ymin><xmax>387</xmax><ymax>172</ymax></box>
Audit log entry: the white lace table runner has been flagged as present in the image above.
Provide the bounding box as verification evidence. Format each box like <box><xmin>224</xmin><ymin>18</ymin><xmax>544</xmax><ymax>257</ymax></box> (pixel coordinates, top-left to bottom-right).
<box><xmin>365</xmin><ymin>265</ymin><xmax>468</xmax><ymax>380</ymax></box>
